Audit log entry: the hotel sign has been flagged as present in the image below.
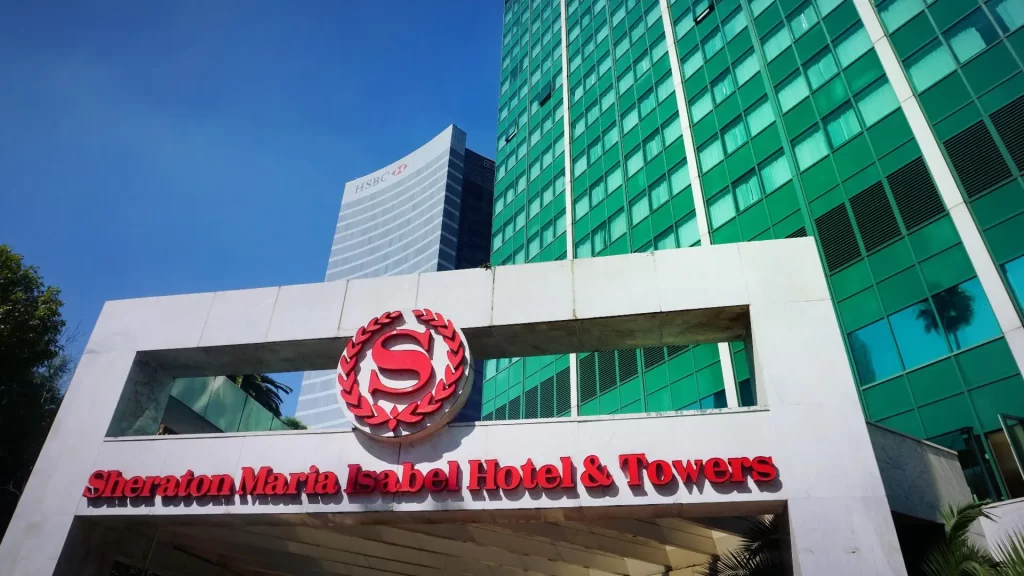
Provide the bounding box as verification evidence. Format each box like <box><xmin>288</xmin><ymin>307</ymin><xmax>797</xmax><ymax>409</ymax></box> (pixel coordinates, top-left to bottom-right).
<box><xmin>337</xmin><ymin>310</ymin><xmax>473</xmax><ymax>442</ymax></box>
<box><xmin>83</xmin><ymin>454</ymin><xmax>777</xmax><ymax>500</ymax></box>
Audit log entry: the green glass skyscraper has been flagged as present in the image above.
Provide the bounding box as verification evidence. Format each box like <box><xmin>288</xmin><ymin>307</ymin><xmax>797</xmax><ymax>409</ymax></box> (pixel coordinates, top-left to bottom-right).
<box><xmin>482</xmin><ymin>0</ymin><xmax>1024</xmax><ymax>500</ymax></box>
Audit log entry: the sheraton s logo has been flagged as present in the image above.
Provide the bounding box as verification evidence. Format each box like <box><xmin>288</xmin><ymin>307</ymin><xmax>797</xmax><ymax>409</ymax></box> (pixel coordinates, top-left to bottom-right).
<box><xmin>337</xmin><ymin>310</ymin><xmax>473</xmax><ymax>441</ymax></box>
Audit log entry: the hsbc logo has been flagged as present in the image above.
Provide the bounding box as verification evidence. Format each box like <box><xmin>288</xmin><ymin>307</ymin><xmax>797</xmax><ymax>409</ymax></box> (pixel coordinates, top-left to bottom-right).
<box><xmin>353</xmin><ymin>163</ymin><xmax>409</xmax><ymax>193</ymax></box>
<box><xmin>336</xmin><ymin>309</ymin><xmax>473</xmax><ymax>442</ymax></box>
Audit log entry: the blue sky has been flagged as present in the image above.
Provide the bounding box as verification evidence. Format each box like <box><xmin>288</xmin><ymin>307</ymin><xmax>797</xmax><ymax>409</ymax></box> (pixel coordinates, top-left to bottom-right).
<box><xmin>0</xmin><ymin>1</ymin><xmax>504</xmax><ymax>417</ymax></box>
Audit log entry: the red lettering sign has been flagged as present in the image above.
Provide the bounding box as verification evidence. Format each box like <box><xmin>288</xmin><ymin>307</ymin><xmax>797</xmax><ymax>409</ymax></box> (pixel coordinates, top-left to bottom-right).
<box><xmin>83</xmin><ymin>455</ymin><xmax>778</xmax><ymax>502</ymax></box>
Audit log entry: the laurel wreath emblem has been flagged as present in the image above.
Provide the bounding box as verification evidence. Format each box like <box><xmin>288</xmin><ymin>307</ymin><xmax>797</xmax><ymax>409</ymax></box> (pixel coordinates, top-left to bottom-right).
<box><xmin>336</xmin><ymin>309</ymin><xmax>467</xmax><ymax>431</ymax></box>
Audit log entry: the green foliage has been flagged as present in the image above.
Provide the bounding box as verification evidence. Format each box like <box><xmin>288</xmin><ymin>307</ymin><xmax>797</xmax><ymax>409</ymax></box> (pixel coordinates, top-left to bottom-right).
<box><xmin>0</xmin><ymin>245</ymin><xmax>70</xmax><ymax>538</ymax></box>
<box><xmin>699</xmin><ymin>516</ymin><xmax>787</xmax><ymax>576</ymax></box>
<box><xmin>225</xmin><ymin>374</ymin><xmax>292</xmax><ymax>418</ymax></box>
<box><xmin>994</xmin><ymin>531</ymin><xmax>1024</xmax><ymax>576</ymax></box>
<box><xmin>281</xmin><ymin>416</ymin><xmax>307</xmax><ymax>430</ymax></box>
<box><xmin>922</xmin><ymin>501</ymin><xmax>998</xmax><ymax>576</ymax></box>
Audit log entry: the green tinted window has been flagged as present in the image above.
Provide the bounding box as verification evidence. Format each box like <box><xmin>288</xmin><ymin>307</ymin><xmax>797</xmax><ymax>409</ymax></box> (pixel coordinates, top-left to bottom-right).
<box><xmin>855</xmin><ymin>79</ymin><xmax>899</xmax><ymax>126</ymax></box>
<box><xmin>778</xmin><ymin>72</ymin><xmax>811</xmax><ymax>111</ymax></box>
<box><xmin>944</xmin><ymin>9</ymin><xmax>1000</xmax><ymax>64</ymax></box>
<box><xmin>907</xmin><ymin>40</ymin><xmax>957</xmax><ymax>91</ymax></box>
<box><xmin>990</xmin><ymin>0</ymin><xmax>1024</xmax><ymax>32</ymax></box>
<box><xmin>877</xmin><ymin>0</ymin><xmax>925</xmax><ymax>31</ymax></box>
<box><xmin>794</xmin><ymin>126</ymin><xmax>829</xmax><ymax>170</ymax></box>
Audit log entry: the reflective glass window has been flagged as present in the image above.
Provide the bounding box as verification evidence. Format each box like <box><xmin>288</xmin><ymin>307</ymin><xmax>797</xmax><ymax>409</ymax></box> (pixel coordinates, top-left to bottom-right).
<box><xmin>763</xmin><ymin>25</ymin><xmax>793</xmax><ymax>61</ymax></box>
<box><xmin>712</xmin><ymin>71</ymin><xmax>737</xmax><ymax>103</ymax></box>
<box><xmin>630</xmin><ymin>192</ymin><xmax>651</xmax><ymax>223</ymax></box>
<box><xmin>691</xmin><ymin>89</ymin><xmax>713</xmax><ymax>121</ymax></box>
<box><xmin>704</xmin><ymin>28</ymin><xmax>726</xmax><ymax>59</ymax></box>
<box><xmin>856</xmin><ymin>79</ymin><xmax>900</xmax><ymax>126</ymax></box>
<box><xmin>734</xmin><ymin>170</ymin><xmax>763</xmax><ymax>210</ymax></box>
<box><xmin>760</xmin><ymin>153</ymin><xmax>792</xmax><ymax>193</ymax></box>
<box><xmin>1006</xmin><ymin>255</ymin><xmax>1024</xmax><ymax>304</ymax></box>
<box><xmin>677</xmin><ymin>214</ymin><xmax>699</xmax><ymax>246</ymax></box>
<box><xmin>663</xmin><ymin>116</ymin><xmax>682</xmax><ymax>143</ymax></box>
<box><xmin>794</xmin><ymin>127</ymin><xmax>828</xmax><ymax>170</ymax></box>
<box><xmin>849</xmin><ymin>319</ymin><xmax>904</xmax><ymax>384</ymax></box>
<box><xmin>650</xmin><ymin>177</ymin><xmax>670</xmax><ymax>209</ymax></box>
<box><xmin>644</xmin><ymin>131</ymin><xmax>664</xmax><ymax>158</ymax></box>
<box><xmin>627</xmin><ymin>146</ymin><xmax>645</xmax><ymax>176</ymax></box>
<box><xmin>934</xmin><ymin>278</ymin><xmax>1001</xmax><ymax>351</ymax></box>
<box><xmin>944</xmin><ymin>9</ymin><xmax>1000</xmax><ymax>64</ymax></box>
<box><xmin>746</xmin><ymin>98</ymin><xmax>775</xmax><ymax>135</ymax></box>
<box><xmin>735</xmin><ymin>51</ymin><xmax>760</xmax><ymax>85</ymax></box>
<box><xmin>825</xmin><ymin>105</ymin><xmax>862</xmax><ymax>148</ymax></box>
<box><xmin>878</xmin><ymin>0</ymin><xmax>925</xmax><ymax>31</ymax></box>
<box><xmin>699</xmin><ymin>138</ymin><xmax>725</xmax><ymax>172</ymax></box>
<box><xmin>670</xmin><ymin>161</ymin><xmax>690</xmax><ymax>194</ymax></box>
<box><xmin>623</xmin><ymin>104</ymin><xmax>640</xmax><ymax>132</ymax></box>
<box><xmin>610</xmin><ymin>209</ymin><xmax>628</xmax><ymax>240</ymax></box>
<box><xmin>709</xmin><ymin>190</ymin><xmax>737</xmax><ymax>228</ymax></box>
<box><xmin>907</xmin><ymin>41</ymin><xmax>957</xmax><ymax>91</ymax></box>
<box><xmin>806</xmin><ymin>50</ymin><xmax>839</xmax><ymax>89</ymax></box>
<box><xmin>990</xmin><ymin>0</ymin><xmax>1024</xmax><ymax>32</ymax></box>
<box><xmin>789</xmin><ymin>2</ymin><xmax>818</xmax><ymax>38</ymax></box>
<box><xmin>889</xmin><ymin>300</ymin><xmax>951</xmax><ymax>369</ymax></box>
<box><xmin>778</xmin><ymin>73</ymin><xmax>810</xmax><ymax>112</ymax></box>
<box><xmin>835</xmin><ymin>25</ymin><xmax>872</xmax><ymax>67</ymax></box>
<box><xmin>751</xmin><ymin>0</ymin><xmax>775</xmax><ymax>17</ymax></box>
<box><xmin>683</xmin><ymin>47</ymin><xmax>704</xmax><ymax>78</ymax></box>
<box><xmin>723</xmin><ymin>9</ymin><xmax>747</xmax><ymax>39</ymax></box>
<box><xmin>724</xmin><ymin>118</ymin><xmax>749</xmax><ymax>153</ymax></box>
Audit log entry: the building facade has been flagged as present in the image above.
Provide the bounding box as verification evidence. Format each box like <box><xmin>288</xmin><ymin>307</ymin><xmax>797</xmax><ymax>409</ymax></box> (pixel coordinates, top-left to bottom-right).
<box><xmin>484</xmin><ymin>0</ymin><xmax>1024</xmax><ymax>500</ymax></box>
<box><xmin>296</xmin><ymin>126</ymin><xmax>494</xmax><ymax>428</ymax></box>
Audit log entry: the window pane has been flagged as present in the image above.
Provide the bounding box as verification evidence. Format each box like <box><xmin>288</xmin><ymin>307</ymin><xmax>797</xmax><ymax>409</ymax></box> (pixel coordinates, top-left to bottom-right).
<box><xmin>760</xmin><ymin>154</ymin><xmax>792</xmax><ymax>193</ymax></box>
<box><xmin>592</xmin><ymin>223</ymin><xmax>608</xmax><ymax>253</ymax></box>
<box><xmin>709</xmin><ymin>190</ymin><xmax>737</xmax><ymax>228</ymax></box>
<box><xmin>704</xmin><ymin>28</ymin><xmax>725</xmax><ymax>58</ymax></box>
<box><xmin>610</xmin><ymin>209</ymin><xmax>628</xmax><ymax>240</ymax></box>
<box><xmin>825</xmin><ymin>105</ymin><xmax>862</xmax><ymax>148</ymax></box>
<box><xmin>849</xmin><ymin>319</ymin><xmax>904</xmax><ymax>384</ymax></box>
<box><xmin>856</xmin><ymin>80</ymin><xmax>900</xmax><ymax>126</ymax></box>
<box><xmin>789</xmin><ymin>2</ymin><xmax>818</xmax><ymax>38</ymax></box>
<box><xmin>650</xmin><ymin>177</ymin><xmax>670</xmax><ymax>208</ymax></box>
<box><xmin>604</xmin><ymin>124</ymin><xmax>620</xmax><ymax>150</ymax></box>
<box><xmin>836</xmin><ymin>25</ymin><xmax>872</xmax><ymax>67</ymax></box>
<box><xmin>934</xmin><ymin>278</ymin><xmax>1001</xmax><ymax>351</ymax></box>
<box><xmin>623</xmin><ymin>104</ymin><xmax>640</xmax><ymax>132</ymax></box>
<box><xmin>619</xmin><ymin>68</ymin><xmax>635</xmax><ymax>95</ymax></box>
<box><xmin>630</xmin><ymin>193</ymin><xmax>650</xmax><ymax>223</ymax></box>
<box><xmin>699</xmin><ymin>138</ymin><xmax>725</xmax><ymax>172</ymax></box>
<box><xmin>746</xmin><ymin>99</ymin><xmax>775</xmax><ymax>135</ymax></box>
<box><xmin>683</xmin><ymin>47</ymin><xmax>703</xmax><ymax>78</ymax></box>
<box><xmin>763</xmin><ymin>25</ymin><xmax>793</xmax><ymax>61</ymax></box>
<box><xmin>723</xmin><ymin>9</ymin><xmax>747</xmax><ymax>39</ymax></box>
<box><xmin>608</xmin><ymin>164</ymin><xmax>623</xmax><ymax>190</ymax></box>
<box><xmin>690</xmin><ymin>89</ymin><xmax>713</xmax><ymax>121</ymax></box>
<box><xmin>655</xmin><ymin>228</ymin><xmax>678</xmax><ymax>250</ymax></box>
<box><xmin>991</xmin><ymin>0</ymin><xmax>1024</xmax><ymax>32</ymax></box>
<box><xmin>663</xmin><ymin>117</ymin><xmax>682</xmax><ymax>143</ymax></box>
<box><xmin>627</xmin><ymin>146</ymin><xmax>645</xmax><ymax>176</ymax></box>
<box><xmin>639</xmin><ymin>89</ymin><xmax>657</xmax><ymax>117</ymax></box>
<box><xmin>944</xmin><ymin>9</ymin><xmax>1000</xmax><ymax>64</ymax></box>
<box><xmin>907</xmin><ymin>41</ymin><xmax>957</xmax><ymax>91</ymax></box>
<box><xmin>734</xmin><ymin>171</ymin><xmax>763</xmax><ymax>210</ymax></box>
<box><xmin>676</xmin><ymin>214</ymin><xmax>699</xmax><ymax>246</ymax></box>
<box><xmin>657</xmin><ymin>73</ymin><xmax>675</xmax><ymax>101</ymax></box>
<box><xmin>670</xmin><ymin>162</ymin><xmax>690</xmax><ymax>195</ymax></box>
<box><xmin>817</xmin><ymin>0</ymin><xmax>843</xmax><ymax>17</ymax></box>
<box><xmin>878</xmin><ymin>0</ymin><xmax>924</xmax><ymax>31</ymax></box>
<box><xmin>576</xmin><ymin>236</ymin><xmax>592</xmax><ymax>258</ymax></box>
<box><xmin>1007</xmin><ymin>255</ymin><xmax>1024</xmax><ymax>304</ymax></box>
<box><xmin>794</xmin><ymin>127</ymin><xmax>828</xmax><ymax>170</ymax></box>
<box><xmin>806</xmin><ymin>50</ymin><xmax>839</xmax><ymax>89</ymax></box>
<box><xmin>712</xmin><ymin>71</ymin><xmax>736</xmax><ymax>103</ymax></box>
<box><xmin>724</xmin><ymin>118</ymin><xmax>749</xmax><ymax>153</ymax></box>
<box><xmin>735</xmin><ymin>51</ymin><xmax>759</xmax><ymax>85</ymax></box>
<box><xmin>590</xmin><ymin>177</ymin><xmax>607</xmax><ymax>205</ymax></box>
<box><xmin>889</xmin><ymin>300</ymin><xmax>952</xmax><ymax>369</ymax></box>
<box><xmin>750</xmin><ymin>0</ymin><xmax>774</xmax><ymax>17</ymax></box>
<box><xmin>777</xmin><ymin>73</ymin><xmax>810</xmax><ymax>112</ymax></box>
<box><xmin>676</xmin><ymin>10</ymin><xmax>695</xmax><ymax>38</ymax></box>
<box><xmin>644</xmin><ymin>131</ymin><xmax>664</xmax><ymax>158</ymax></box>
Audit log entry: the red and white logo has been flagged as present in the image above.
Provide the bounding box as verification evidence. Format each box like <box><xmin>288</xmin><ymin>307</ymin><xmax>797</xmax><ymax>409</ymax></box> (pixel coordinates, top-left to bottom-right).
<box><xmin>391</xmin><ymin>163</ymin><xmax>408</xmax><ymax>176</ymax></box>
<box><xmin>336</xmin><ymin>310</ymin><xmax>473</xmax><ymax>442</ymax></box>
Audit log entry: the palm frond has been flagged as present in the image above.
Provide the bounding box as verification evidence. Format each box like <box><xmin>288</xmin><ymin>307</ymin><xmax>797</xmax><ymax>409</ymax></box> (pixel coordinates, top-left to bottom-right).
<box><xmin>942</xmin><ymin>501</ymin><xmax>993</xmax><ymax>542</ymax></box>
<box><xmin>994</xmin><ymin>530</ymin><xmax>1024</xmax><ymax>576</ymax></box>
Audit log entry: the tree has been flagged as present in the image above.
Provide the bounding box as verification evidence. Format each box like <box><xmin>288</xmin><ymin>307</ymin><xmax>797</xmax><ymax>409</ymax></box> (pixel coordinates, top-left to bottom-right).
<box><xmin>699</xmin><ymin>515</ymin><xmax>786</xmax><ymax>576</ymax></box>
<box><xmin>225</xmin><ymin>374</ymin><xmax>292</xmax><ymax>418</ymax></box>
<box><xmin>0</xmin><ymin>245</ymin><xmax>71</xmax><ymax>537</ymax></box>
<box><xmin>918</xmin><ymin>286</ymin><xmax>975</xmax><ymax>350</ymax></box>
<box><xmin>281</xmin><ymin>416</ymin><xmax>307</xmax><ymax>430</ymax></box>
<box><xmin>921</xmin><ymin>501</ymin><xmax>999</xmax><ymax>576</ymax></box>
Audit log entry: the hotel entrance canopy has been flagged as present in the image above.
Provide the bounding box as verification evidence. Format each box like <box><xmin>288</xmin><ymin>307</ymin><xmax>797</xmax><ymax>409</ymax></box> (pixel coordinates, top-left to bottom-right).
<box><xmin>0</xmin><ymin>238</ymin><xmax>970</xmax><ymax>575</ymax></box>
